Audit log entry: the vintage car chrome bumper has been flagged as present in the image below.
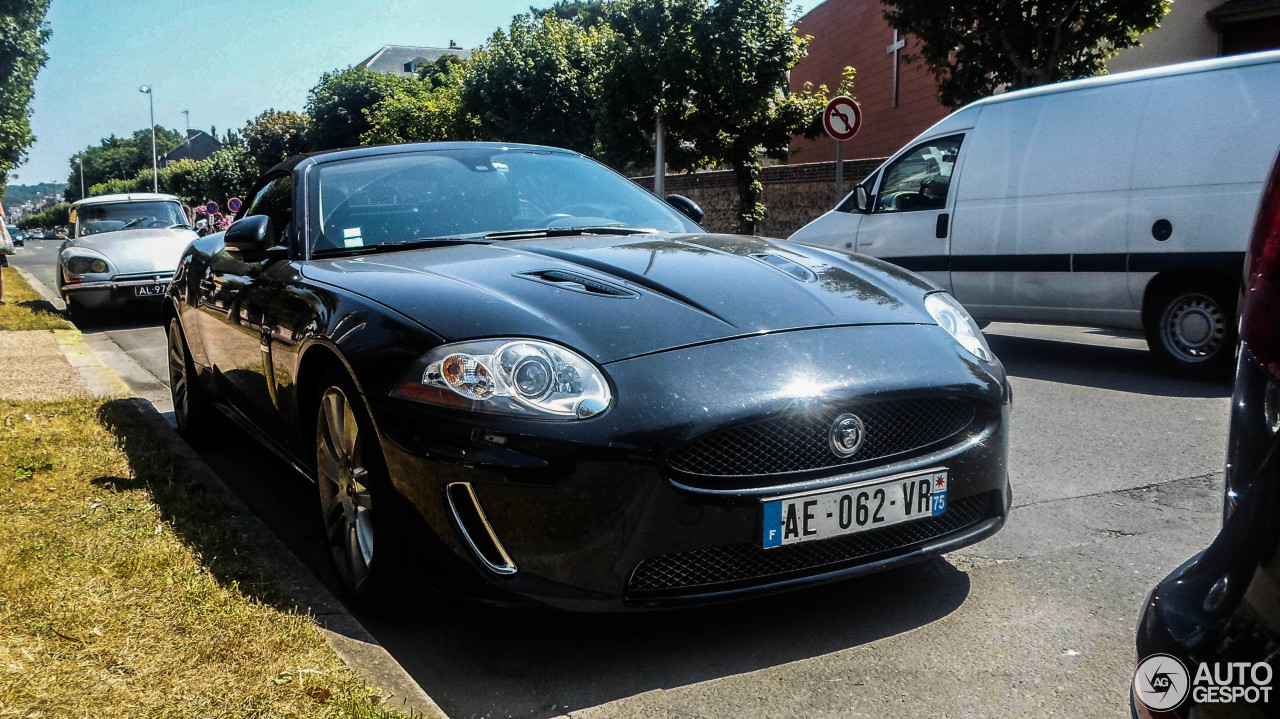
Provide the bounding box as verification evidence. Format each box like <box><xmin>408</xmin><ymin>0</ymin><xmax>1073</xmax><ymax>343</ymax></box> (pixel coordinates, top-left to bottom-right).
<box><xmin>62</xmin><ymin>274</ymin><xmax>173</xmax><ymax>308</ymax></box>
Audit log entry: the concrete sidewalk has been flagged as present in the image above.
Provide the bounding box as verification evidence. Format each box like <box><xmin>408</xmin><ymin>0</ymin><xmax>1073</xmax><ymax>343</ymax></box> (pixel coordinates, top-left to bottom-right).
<box><xmin>1</xmin><ymin>268</ymin><xmax>448</xmax><ymax>719</ymax></box>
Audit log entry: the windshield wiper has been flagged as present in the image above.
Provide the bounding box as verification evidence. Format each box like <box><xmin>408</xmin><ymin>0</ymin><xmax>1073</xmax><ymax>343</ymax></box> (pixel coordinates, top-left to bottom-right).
<box><xmin>311</xmin><ymin>237</ymin><xmax>490</xmax><ymax>257</ymax></box>
<box><xmin>482</xmin><ymin>226</ymin><xmax>656</xmax><ymax>240</ymax></box>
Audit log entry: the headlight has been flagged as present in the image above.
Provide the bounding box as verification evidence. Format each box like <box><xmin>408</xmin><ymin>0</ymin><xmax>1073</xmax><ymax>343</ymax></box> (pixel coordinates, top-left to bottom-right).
<box><xmin>924</xmin><ymin>292</ymin><xmax>993</xmax><ymax>363</ymax></box>
<box><xmin>391</xmin><ymin>338</ymin><xmax>612</xmax><ymax>419</ymax></box>
<box><xmin>65</xmin><ymin>252</ymin><xmax>110</xmax><ymax>275</ymax></box>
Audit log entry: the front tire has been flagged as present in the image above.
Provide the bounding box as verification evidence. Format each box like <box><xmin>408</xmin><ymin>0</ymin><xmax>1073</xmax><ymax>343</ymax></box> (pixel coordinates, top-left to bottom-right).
<box><xmin>1144</xmin><ymin>280</ymin><xmax>1236</xmax><ymax>378</ymax></box>
<box><xmin>167</xmin><ymin>317</ymin><xmax>209</xmax><ymax>437</ymax></box>
<box><xmin>313</xmin><ymin>372</ymin><xmax>403</xmax><ymax>602</ymax></box>
<box><xmin>64</xmin><ymin>294</ymin><xmax>97</xmax><ymax>327</ymax></box>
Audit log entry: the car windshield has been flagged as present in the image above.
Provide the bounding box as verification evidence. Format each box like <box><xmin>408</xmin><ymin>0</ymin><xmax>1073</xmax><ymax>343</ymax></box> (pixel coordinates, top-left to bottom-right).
<box><xmin>307</xmin><ymin>148</ymin><xmax>701</xmax><ymax>254</ymax></box>
<box><xmin>75</xmin><ymin>201</ymin><xmax>188</xmax><ymax>237</ymax></box>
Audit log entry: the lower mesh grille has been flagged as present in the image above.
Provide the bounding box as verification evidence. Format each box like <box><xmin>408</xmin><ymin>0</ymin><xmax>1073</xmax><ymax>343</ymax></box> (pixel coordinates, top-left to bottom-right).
<box><xmin>627</xmin><ymin>493</ymin><xmax>993</xmax><ymax>595</ymax></box>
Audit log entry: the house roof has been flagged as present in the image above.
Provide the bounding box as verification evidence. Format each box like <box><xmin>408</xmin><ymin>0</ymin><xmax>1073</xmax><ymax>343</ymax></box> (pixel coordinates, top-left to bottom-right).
<box><xmin>162</xmin><ymin>130</ymin><xmax>222</xmax><ymax>165</ymax></box>
<box><xmin>358</xmin><ymin>44</ymin><xmax>471</xmax><ymax>76</ymax></box>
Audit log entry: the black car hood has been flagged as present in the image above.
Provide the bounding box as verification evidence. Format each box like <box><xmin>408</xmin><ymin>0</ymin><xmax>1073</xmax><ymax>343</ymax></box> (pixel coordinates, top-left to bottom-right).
<box><xmin>299</xmin><ymin>233</ymin><xmax>939</xmax><ymax>364</ymax></box>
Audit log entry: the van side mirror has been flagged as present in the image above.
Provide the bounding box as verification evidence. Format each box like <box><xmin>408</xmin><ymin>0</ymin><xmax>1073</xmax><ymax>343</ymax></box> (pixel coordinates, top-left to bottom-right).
<box><xmin>225</xmin><ymin>215</ymin><xmax>286</xmax><ymax>262</ymax></box>
<box><xmin>855</xmin><ymin>186</ymin><xmax>870</xmax><ymax>213</ymax></box>
<box><xmin>665</xmin><ymin>194</ymin><xmax>704</xmax><ymax>225</ymax></box>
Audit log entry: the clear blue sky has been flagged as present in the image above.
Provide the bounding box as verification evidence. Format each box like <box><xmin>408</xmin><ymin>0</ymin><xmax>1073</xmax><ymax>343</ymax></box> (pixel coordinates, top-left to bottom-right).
<box><xmin>12</xmin><ymin>0</ymin><xmax>543</xmax><ymax>185</ymax></box>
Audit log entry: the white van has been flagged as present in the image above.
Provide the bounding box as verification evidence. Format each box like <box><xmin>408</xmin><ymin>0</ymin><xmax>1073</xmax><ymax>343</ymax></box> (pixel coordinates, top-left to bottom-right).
<box><xmin>790</xmin><ymin>50</ymin><xmax>1280</xmax><ymax>376</ymax></box>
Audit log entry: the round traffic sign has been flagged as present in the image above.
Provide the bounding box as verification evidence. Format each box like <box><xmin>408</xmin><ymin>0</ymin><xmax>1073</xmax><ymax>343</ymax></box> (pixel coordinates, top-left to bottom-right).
<box><xmin>227</xmin><ymin>197</ymin><xmax>242</xmax><ymax>213</ymax></box>
<box><xmin>205</xmin><ymin>201</ymin><xmax>219</xmax><ymax>214</ymax></box>
<box><xmin>823</xmin><ymin>96</ymin><xmax>862</xmax><ymax>142</ymax></box>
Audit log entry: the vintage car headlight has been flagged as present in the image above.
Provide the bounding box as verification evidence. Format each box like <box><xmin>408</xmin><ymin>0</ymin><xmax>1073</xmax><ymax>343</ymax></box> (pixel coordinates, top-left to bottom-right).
<box><xmin>64</xmin><ymin>251</ymin><xmax>111</xmax><ymax>276</ymax></box>
<box><xmin>925</xmin><ymin>292</ymin><xmax>993</xmax><ymax>362</ymax></box>
<box><xmin>391</xmin><ymin>338</ymin><xmax>612</xmax><ymax>419</ymax></box>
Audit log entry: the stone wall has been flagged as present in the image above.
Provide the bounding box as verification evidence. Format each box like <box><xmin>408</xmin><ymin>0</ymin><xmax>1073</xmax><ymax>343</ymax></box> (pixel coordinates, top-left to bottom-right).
<box><xmin>633</xmin><ymin>158</ymin><xmax>885</xmax><ymax>237</ymax></box>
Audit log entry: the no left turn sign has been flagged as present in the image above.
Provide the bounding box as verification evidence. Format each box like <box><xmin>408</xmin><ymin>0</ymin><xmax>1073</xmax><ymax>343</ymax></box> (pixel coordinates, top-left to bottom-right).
<box><xmin>823</xmin><ymin>96</ymin><xmax>862</xmax><ymax>142</ymax></box>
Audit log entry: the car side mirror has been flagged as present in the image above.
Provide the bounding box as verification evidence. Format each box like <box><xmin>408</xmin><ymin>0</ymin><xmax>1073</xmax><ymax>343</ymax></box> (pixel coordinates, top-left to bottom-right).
<box><xmin>855</xmin><ymin>185</ymin><xmax>870</xmax><ymax>213</ymax></box>
<box><xmin>225</xmin><ymin>215</ymin><xmax>286</xmax><ymax>263</ymax></box>
<box><xmin>664</xmin><ymin>194</ymin><xmax>704</xmax><ymax>225</ymax></box>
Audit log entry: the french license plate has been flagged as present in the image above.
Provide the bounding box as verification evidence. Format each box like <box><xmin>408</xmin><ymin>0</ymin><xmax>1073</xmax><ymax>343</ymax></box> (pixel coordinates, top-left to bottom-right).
<box><xmin>133</xmin><ymin>284</ymin><xmax>166</xmax><ymax>297</ymax></box>
<box><xmin>761</xmin><ymin>469</ymin><xmax>948</xmax><ymax>548</ymax></box>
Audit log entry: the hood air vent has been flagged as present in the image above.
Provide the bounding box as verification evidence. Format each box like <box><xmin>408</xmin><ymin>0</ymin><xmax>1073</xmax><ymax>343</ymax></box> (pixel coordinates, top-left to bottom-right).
<box><xmin>750</xmin><ymin>253</ymin><xmax>817</xmax><ymax>282</ymax></box>
<box><xmin>516</xmin><ymin>269</ymin><xmax>639</xmax><ymax>298</ymax></box>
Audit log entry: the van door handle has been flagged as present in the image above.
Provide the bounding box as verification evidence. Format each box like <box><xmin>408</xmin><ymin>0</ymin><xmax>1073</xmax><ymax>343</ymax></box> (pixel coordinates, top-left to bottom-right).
<box><xmin>936</xmin><ymin>213</ymin><xmax>949</xmax><ymax>239</ymax></box>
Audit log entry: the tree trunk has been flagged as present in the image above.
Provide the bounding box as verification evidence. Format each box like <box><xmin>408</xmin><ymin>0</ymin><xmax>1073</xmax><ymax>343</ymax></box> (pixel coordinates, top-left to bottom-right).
<box><xmin>732</xmin><ymin>155</ymin><xmax>765</xmax><ymax>236</ymax></box>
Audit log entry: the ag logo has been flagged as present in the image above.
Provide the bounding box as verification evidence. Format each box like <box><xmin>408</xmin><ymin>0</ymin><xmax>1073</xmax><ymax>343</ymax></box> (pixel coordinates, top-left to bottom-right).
<box><xmin>829</xmin><ymin>413</ymin><xmax>866</xmax><ymax>458</ymax></box>
<box><xmin>1134</xmin><ymin>654</ymin><xmax>1190</xmax><ymax>711</ymax></box>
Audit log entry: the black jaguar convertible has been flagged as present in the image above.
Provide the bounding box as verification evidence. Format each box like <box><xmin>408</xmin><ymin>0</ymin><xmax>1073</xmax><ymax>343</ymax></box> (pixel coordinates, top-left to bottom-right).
<box><xmin>164</xmin><ymin>142</ymin><xmax>1012</xmax><ymax>610</ymax></box>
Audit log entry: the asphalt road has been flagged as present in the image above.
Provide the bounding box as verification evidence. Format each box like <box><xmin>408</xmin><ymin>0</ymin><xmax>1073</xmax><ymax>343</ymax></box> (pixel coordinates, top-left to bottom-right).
<box><xmin>9</xmin><ymin>240</ymin><xmax>1230</xmax><ymax>718</ymax></box>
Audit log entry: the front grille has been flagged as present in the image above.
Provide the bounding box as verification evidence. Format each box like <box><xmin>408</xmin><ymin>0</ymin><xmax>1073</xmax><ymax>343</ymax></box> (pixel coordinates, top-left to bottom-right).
<box><xmin>112</xmin><ymin>272</ymin><xmax>172</xmax><ymax>282</ymax></box>
<box><xmin>627</xmin><ymin>493</ymin><xmax>992</xmax><ymax>595</ymax></box>
<box><xmin>665</xmin><ymin>397</ymin><xmax>975</xmax><ymax>477</ymax></box>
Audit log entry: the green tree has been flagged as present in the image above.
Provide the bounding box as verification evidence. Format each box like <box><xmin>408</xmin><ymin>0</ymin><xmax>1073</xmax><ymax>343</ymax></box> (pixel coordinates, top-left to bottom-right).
<box><xmin>17</xmin><ymin>201</ymin><xmax>67</xmax><ymax>230</ymax></box>
<box><xmin>597</xmin><ymin>0</ymin><xmax>704</xmax><ymax>176</ymax></box>
<box><xmin>0</xmin><ymin>0</ymin><xmax>52</xmax><ymax>190</ymax></box>
<box><xmin>305</xmin><ymin>66</ymin><xmax>415</xmax><ymax>151</ymax></box>
<box><xmin>531</xmin><ymin>0</ymin><xmax>608</xmax><ymax>28</ymax></box>
<box><xmin>364</xmin><ymin>62</ymin><xmax>476</xmax><ymax>144</ymax></box>
<box><xmin>65</xmin><ymin>127</ymin><xmax>184</xmax><ymax>202</ymax></box>
<box><xmin>416</xmin><ymin>53</ymin><xmax>465</xmax><ymax>88</ymax></box>
<box><xmin>242</xmin><ymin>109</ymin><xmax>311</xmax><ymax>171</ymax></box>
<box><xmin>882</xmin><ymin>0</ymin><xmax>1169</xmax><ymax>109</ymax></box>
<box><xmin>461</xmin><ymin>14</ymin><xmax>609</xmax><ymax>154</ymax></box>
<box><xmin>158</xmin><ymin>159</ymin><xmax>204</xmax><ymax>204</ymax></box>
<box><xmin>692</xmin><ymin>0</ymin><xmax>830</xmax><ymax>234</ymax></box>
<box><xmin>194</xmin><ymin>144</ymin><xmax>256</xmax><ymax>205</ymax></box>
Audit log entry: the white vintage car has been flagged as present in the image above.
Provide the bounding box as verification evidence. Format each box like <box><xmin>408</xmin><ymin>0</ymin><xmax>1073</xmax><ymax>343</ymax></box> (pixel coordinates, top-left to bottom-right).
<box><xmin>59</xmin><ymin>193</ymin><xmax>197</xmax><ymax>321</ymax></box>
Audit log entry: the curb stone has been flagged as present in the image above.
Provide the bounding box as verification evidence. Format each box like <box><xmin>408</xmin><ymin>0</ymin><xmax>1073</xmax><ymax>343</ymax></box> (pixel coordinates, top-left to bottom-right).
<box><xmin>15</xmin><ymin>261</ymin><xmax>448</xmax><ymax>718</ymax></box>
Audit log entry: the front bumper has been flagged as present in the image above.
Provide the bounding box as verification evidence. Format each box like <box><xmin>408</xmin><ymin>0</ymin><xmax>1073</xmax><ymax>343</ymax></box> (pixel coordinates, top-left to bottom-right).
<box><xmin>372</xmin><ymin>324</ymin><xmax>1013</xmax><ymax>610</ymax></box>
<box><xmin>62</xmin><ymin>275</ymin><xmax>172</xmax><ymax>309</ymax></box>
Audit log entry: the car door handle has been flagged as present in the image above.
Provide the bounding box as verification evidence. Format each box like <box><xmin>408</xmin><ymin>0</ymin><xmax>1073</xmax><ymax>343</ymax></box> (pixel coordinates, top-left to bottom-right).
<box><xmin>199</xmin><ymin>279</ymin><xmax>215</xmax><ymax>292</ymax></box>
<box><xmin>935</xmin><ymin>213</ymin><xmax>949</xmax><ymax>239</ymax></box>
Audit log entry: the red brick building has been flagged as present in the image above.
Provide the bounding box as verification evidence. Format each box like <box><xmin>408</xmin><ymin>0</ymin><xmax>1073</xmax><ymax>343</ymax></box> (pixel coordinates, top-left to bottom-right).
<box><xmin>788</xmin><ymin>0</ymin><xmax>1280</xmax><ymax>165</ymax></box>
<box><xmin>788</xmin><ymin>0</ymin><xmax>948</xmax><ymax>163</ymax></box>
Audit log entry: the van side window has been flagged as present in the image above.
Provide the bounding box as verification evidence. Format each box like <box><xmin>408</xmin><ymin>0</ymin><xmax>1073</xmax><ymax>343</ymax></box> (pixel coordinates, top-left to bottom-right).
<box><xmin>874</xmin><ymin>135</ymin><xmax>963</xmax><ymax>213</ymax></box>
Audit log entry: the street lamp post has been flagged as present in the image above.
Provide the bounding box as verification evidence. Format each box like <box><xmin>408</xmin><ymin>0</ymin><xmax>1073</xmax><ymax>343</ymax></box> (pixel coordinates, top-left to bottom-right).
<box><xmin>76</xmin><ymin>156</ymin><xmax>84</xmax><ymax>199</ymax></box>
<box><xmin>139</xmin><ymin>85</ymin><xmax>157</xmax><ymax>192</ymax></box>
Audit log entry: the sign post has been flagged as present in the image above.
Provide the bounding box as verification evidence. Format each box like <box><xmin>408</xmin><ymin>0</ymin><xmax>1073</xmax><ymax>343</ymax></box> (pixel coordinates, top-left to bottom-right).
<box><xmin>822</xmin><ymin>96</ymin><xmax>862</xmax><ymax>204</ymax></box>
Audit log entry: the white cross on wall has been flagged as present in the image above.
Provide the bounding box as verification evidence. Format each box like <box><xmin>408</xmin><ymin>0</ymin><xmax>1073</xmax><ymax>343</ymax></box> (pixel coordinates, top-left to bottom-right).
<box><xmin>886</xmin><ymin>30</ymin><xmax>906</xmax><ymax>108</ymax></box>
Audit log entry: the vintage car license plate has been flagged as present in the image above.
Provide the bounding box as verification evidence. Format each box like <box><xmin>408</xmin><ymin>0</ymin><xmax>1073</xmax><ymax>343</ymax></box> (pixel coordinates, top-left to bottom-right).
<box><xmin>761</xmin><ymin>469</ymin><xmax>948</xmax><ymax>548</ymax></box>
<box><xmin>133</xmin><ymin>284</ymin><xmax>166</xmax><ymax>297</ymax></box>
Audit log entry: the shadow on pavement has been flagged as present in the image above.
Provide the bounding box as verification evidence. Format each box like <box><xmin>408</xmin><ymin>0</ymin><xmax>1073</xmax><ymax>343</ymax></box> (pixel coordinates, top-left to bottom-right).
<box><xmin>367</xmin><ymin>560</ymin><xmax>970</xmax><ymax>719</ymax></box>
<box><xmin>985</xmin><ymin>332</ymin><xmax>1231</xmax><ymax>399</ymax></box>
<box><xmin>69</xmin><ymin>306</ymin><xmax>164</xmax><ymax>332</ymax></box>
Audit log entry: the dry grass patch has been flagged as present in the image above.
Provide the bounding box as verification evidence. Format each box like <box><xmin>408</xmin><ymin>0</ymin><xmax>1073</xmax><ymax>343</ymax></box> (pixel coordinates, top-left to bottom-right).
<box><xmin>0</xmin><ymin>398</ymin><xmax>413</xmax><ymax>718</ymax></box>
<box><xmin>0</xmin><ymin>267</ymin><xmax>71</xmax><ymax>331</ymax></box>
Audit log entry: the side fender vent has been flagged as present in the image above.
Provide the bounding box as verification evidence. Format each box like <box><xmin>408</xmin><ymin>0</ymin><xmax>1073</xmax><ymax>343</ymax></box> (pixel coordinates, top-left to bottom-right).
<box><xmin>516</xmin><ymin>269</ymin><xmax>639</xmax><ymax>298</ymax></box>
<box><xmin>446</xmin><ymin>482</ymin><xmax>517</xmax><ymax>575</ymax></box>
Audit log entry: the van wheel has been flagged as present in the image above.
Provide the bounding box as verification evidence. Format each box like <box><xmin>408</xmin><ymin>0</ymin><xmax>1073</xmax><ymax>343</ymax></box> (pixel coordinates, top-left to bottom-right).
<box><xmin>1143</xmin><ymin>281</ymin><xmax>1236</xmax><ymax>378</ymax></box>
